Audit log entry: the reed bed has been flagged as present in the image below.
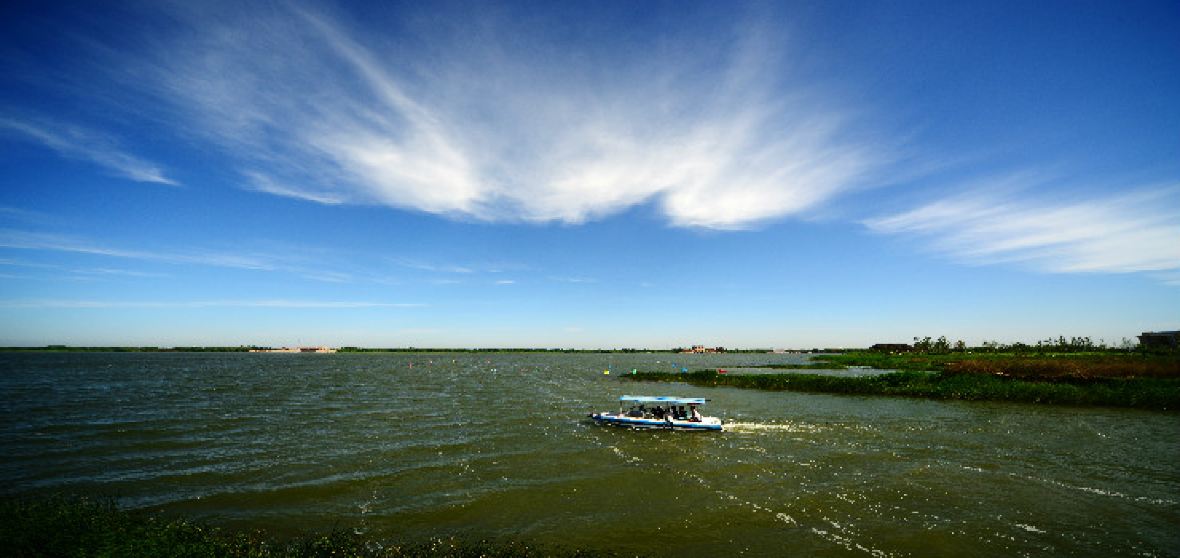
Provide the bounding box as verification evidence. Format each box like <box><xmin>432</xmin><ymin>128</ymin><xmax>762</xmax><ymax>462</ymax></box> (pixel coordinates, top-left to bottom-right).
<box><xmin>941</xmin><ymin>357</ymin><xmax>1180</xmax><ymax>380</ymax></box>
<box><xmin>814</xmin><ymin>352</ymin><xmax>1180</xmax><ymax>379</ymax></box>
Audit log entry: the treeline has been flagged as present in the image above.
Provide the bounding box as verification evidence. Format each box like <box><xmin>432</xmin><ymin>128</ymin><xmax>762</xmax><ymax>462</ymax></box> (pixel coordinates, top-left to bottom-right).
<box><xmin>337</xmin><ymin>347</ymin><xmax>772</xmax><ymax>353</ymax></box>
<box><xmin>903</xmin><ymin>335</ymin><xmax>1142</xmax><ymax>355</ymax></box>
<box><xmin>4</xmin><ymin>346</ymin><xmax>681</xmax><ymax>354</ymax></box>
<box><xmin>3</xmin><ymin>346</ymin><xmax>779</xmax><ymax>354</ymax></box>
<box><xmin>338</xmin><ymin>347</ymin><xmax>669</xmax><ymax>353</ymax></box>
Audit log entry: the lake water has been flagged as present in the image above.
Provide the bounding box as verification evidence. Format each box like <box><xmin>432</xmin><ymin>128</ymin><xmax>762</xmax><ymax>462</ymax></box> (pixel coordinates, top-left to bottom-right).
<box><xmin>1</xmin><ymin>352</ymin><xmax>1177</xmax><ymax>556</ymax></box>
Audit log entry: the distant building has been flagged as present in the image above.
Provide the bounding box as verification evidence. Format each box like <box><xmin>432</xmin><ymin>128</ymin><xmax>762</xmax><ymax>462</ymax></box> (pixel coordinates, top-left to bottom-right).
<box><xmin>870</xmin><ymin>343</ymin><xmax>912</xmax><ymax>353</ymax></box>
<box><xmin>681</xmin><ymin>345</ymin><xmax>726</xmax><ymax>354</ymax></box>
<box><xmin>1138</xmin><ymin>331</ymin><xmax>1180</xmax><ymax>349</ymax></box>
<box><xmin>249</xmin><ymin>346</ymin><xmax>337</xmax><ymax>353</ymax></box>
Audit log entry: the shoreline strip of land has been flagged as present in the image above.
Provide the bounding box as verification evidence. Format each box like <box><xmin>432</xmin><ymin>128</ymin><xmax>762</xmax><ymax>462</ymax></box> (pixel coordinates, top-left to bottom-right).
<box><xmin>626</xmin><ymin>352</ymin><xmax>1180</xmax><ymax>411</ymax></box>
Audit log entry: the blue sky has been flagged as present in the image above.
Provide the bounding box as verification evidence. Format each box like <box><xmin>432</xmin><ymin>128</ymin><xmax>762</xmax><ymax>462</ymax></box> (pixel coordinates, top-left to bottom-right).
<box><xmin>1</xmin><ymin>0</ymin><xmax>1178</xmax><ymax>348</ymax></box>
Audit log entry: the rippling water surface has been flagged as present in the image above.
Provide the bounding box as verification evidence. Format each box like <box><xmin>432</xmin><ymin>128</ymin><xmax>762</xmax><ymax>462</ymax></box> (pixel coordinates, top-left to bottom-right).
<box><xmin>2</xmin><ymin>352</ymin><xmax>1177</xmax><ymax>556</ymax></box>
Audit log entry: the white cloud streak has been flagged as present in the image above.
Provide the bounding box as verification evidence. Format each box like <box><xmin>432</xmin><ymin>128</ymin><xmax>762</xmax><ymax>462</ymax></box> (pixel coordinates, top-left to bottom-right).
<box><xmin>244</xmin><ymin>171</ymin><xmax>344</xmax><ymax>205</ymax></box>
<box><xmin>0</xmin><ymin>229</ymin><xmax>416</xmax><ymax>286</ymax></box>
<box><xmin>70</xmin><ymin>268</ymin><xmax>168</xmax><ymax>278</ymax></box>
<box><xmin>0</xmin><ymin>229</ymin><xmax>276</xmax><ymax>271</ymax></box>
<box><xmin>147</xmin><ymin>4</ymin><xmax>879</xmax><ymax>229</ymax></box>
<box><xmin>864</xmin><ymin>183</ymin><xmax>1180</xmax><ymax>276</ymax></box>
<box><xmin>0</xmin><ymin>299</ymin><xmax>423</xmax><ymax>309</ymax></box>
<box><xmin>548</xmin><ymin>276</ymin><xmax>597</xmax><ymax>284</ymax></box>
<box><xmin>394</xmin><ymin>259</ymin><xmax>474</xmax><ymax>274</ymax></box>
<box><xmin>1153</xmin><ymin>271</ymin><xmax>1180</xmax><ymax>286</ymax></box>
<box><xmin>0</xmin><ymin>116</ymin><xmax>178</xmax><ymax>185</ymax></box>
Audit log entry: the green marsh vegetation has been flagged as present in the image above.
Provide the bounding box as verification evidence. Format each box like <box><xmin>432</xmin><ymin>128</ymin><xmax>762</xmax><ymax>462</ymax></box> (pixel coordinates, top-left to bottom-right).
<box><xmin>629</xmin><ymin>336</ymin><xmax>1180</xmax><ymax>410</ymax></box>
<box><xmin>1</xmin><ymin>496</ymin><xmax>615</xmax><ymax>558</ymax></box>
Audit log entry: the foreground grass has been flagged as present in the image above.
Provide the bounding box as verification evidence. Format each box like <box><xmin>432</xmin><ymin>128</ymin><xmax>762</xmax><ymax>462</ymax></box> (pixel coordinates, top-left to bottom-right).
<box><xmin>0</xmin><ymin>496</ymin><xmax>614</xmax><ymax>558</ymax></box>
<box><xmin>628</xmin><ymin>368</ymin><xmax>1180</xmax><ymax>410</ymax></box>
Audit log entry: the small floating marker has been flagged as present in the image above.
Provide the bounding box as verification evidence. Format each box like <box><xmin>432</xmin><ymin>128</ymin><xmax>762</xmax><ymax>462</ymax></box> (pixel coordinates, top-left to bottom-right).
<box><xmin>603</xmin><ymin>370</ymin><xmax>610</xmax><ymax>375</ymax></box>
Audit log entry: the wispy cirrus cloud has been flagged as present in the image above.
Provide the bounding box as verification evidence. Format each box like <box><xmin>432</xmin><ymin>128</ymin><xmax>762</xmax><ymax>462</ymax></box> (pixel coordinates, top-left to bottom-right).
<box><xmin>244</xmin><ymin>171</ymin><xmax>344</xmax><ymax>205</ymax></box>
<box><xmin>0</xmin><ymin>229</ymin><xmax>403</xmax><ymax>285</ymax></box>
<box><xmin>548</xmin><ymin>276</ymin><xmax>597</xmax><ymax>284</ymax></box>
<box><xmin>1154</xmin><ymin>271</ymin><xmax>1180</xmax><ymax>287</ymax></box>
<box><xmin>394</xmin><ymin>259</ymin><xmax>474</xmax><ymax>274</ymax></box>
<box><xmin>864</xmin><ymin>182</ymin><xmax>1180</xmax><ymax>277</ymax></box>
<box><xmin>0</xmin><ymin>299</ymin><xmax>423</xmax><ymax>309</ymax></box>
<box><xmin>0</xmin><ymin>116</ymin><xmax>178</xmax><ymax>185</ymax></box>
<box><xmin>143</xmin><ymin>4</ymin><xmax>880</xmax><ymax>229</ymax></box>
<box><xmin>69</xmin><ymin>268</ymin><xmax>168</xmax><ymax>279</ymax></box>
<box><xmin>0</xmin><ymin>206</ymin><xmax>54</xmax><ymax>225</ymax></box>
<box><xmin>0</xmin><ymin>229</ymin><xmax>276</xmax><ymax>271</ymax></box>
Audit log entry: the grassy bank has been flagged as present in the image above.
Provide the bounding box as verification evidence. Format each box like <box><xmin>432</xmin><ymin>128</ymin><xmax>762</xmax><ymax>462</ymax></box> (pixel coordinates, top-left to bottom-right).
<box><xmin>0</xmin><ymin>496</ymin><xmax>614</xmax><ymax>558</ymax></box>
<box><xmin>627</xmin><ymin>368</ymin><xmax>1180</xmax><ymax>410</ymax></box>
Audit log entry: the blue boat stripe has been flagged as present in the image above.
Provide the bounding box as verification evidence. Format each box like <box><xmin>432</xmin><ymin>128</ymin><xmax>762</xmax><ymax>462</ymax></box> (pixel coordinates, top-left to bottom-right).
<box><xmin>591</xmin><ymin>414</ymin><xmax>722</xmax><ymax>430</ymax></box>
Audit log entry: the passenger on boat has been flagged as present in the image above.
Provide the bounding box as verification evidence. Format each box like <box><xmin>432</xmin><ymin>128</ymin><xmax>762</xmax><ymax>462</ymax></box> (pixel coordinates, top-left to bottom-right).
<box><xmin>689</xmin><ymin>404</ymin><xmax>702</xmax><ymax>422</ymax></box>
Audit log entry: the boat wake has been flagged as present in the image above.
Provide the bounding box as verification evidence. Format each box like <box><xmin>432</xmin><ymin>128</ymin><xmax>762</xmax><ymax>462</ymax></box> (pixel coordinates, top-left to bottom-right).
<box><xmin>725</xmin><ymin>421</ymin><xmax>827</xmax><ymax>434</ymax></box>
<box><xmin>1015</xmin><ymin>473</ymin><xmax>1177</xmax><ymax>506</ymax></box>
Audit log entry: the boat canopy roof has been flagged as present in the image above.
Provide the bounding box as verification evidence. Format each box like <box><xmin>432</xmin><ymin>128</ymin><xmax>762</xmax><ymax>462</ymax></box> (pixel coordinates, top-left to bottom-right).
<box><xmin>619</xmin><ymin>395</ymin><xmax>707</xmax><ymax>405</ymax></box>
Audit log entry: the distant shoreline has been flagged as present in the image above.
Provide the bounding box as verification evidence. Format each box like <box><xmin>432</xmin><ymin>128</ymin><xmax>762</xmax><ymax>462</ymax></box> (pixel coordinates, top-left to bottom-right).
<box><xmin>0</xmin><ymin>346</ymin><xmax>784</xmax><ymax>354</ymax></box>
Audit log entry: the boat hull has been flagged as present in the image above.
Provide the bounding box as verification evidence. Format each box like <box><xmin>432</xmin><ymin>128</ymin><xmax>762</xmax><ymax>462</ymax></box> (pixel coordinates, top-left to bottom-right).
<box><xmin>589</xmin><ymin>412</ymin><xmax>723</xmax><ymax>431</ymax></box>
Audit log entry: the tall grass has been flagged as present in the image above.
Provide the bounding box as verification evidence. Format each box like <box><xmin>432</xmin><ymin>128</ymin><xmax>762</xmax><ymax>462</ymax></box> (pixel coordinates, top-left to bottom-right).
<box><xmin>812</xmin><ymin>352</ymin><xmax>1180</xmax><ymax>379</ymax></box>
<box><xmin>942</xmin><ymin>357</ymin><xmax>1180</xmax><ymax>380</ymax></box>
<box><xmin>0</xmin><ymin>496</ymin><xmax>618</xmax><ymax>558</ymax></box>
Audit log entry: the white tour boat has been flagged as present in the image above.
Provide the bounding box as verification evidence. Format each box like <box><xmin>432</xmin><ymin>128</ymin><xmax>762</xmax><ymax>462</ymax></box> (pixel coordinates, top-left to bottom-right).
<box><xmin>590</xmin><ymin>395</ymin><xmax>723</xmax><ymax>431</ymax></box>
